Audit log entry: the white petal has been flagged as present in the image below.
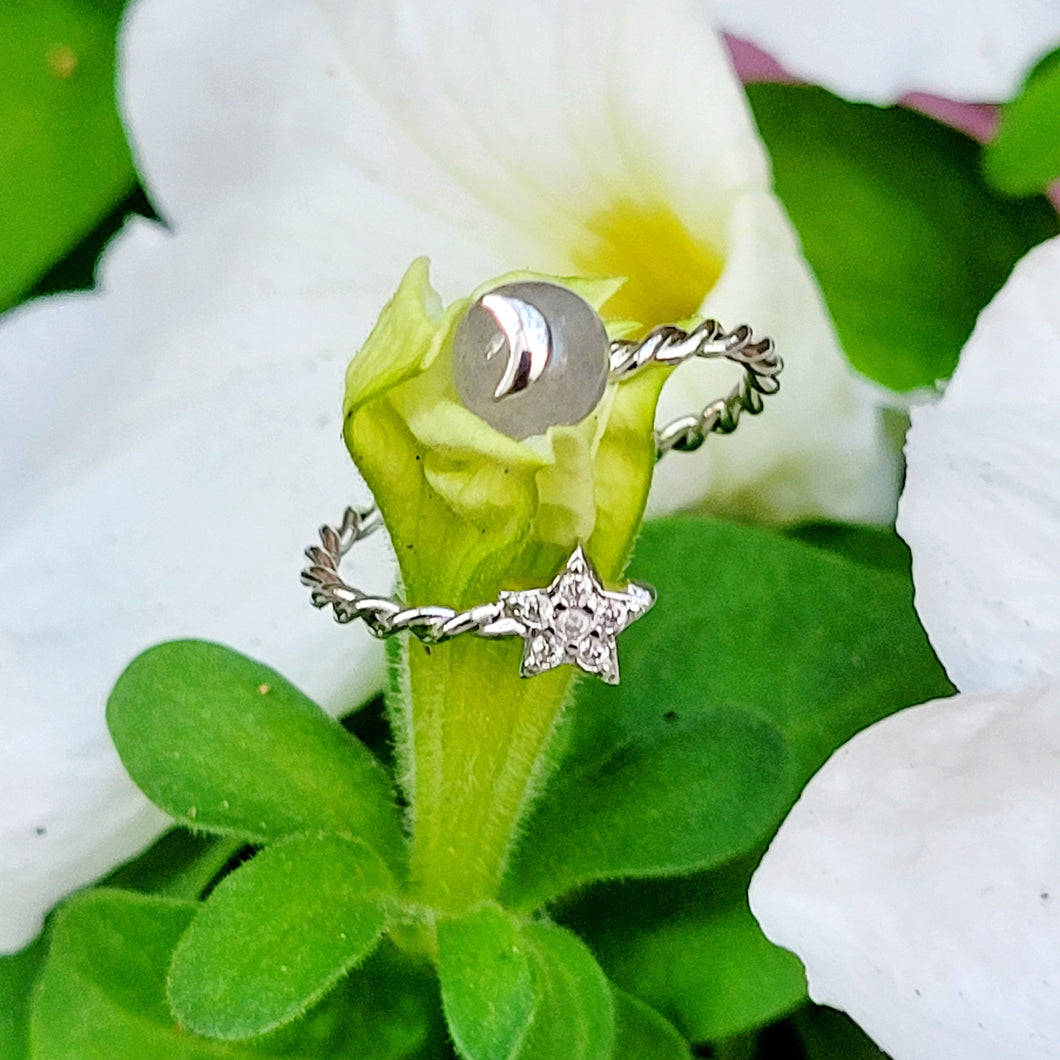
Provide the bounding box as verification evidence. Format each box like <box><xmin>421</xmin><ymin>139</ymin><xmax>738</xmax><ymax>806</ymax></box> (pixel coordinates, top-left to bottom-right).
<box><xmin>313</xmin><ymin>0</ymin><xmax>770</xmax><ymax>240</ymax></box>
<box><xmin>119</xmin><ymin>0</ymin><xmax>329</xmax><ymax>226</ymax></box>
<box><xmin>714</xmin><ymin>0</ymin><xmax>1060</xmax><ymax>104</ymax></box>
<box><xmin>123</xmin><ymin>0</ymin><xmax>896</xmax><ymax>522</ymax></box>
<box><xmin>648</xmin><ymin>191</ymin><xmax>898</xmax><ymax>524</ymax></box>
<box><xmin>750</xmin><ymin>684</ymin><xmax>1060</xmax><ymax>1060</ymax></box>
<box><xmin>0</xmin><ymin>695</ymin><xmax>167</xmax><ymax>953</ymax></box>
<box><xmin>0</xmin><ymin>203</ymin><xmax>397</xmax><ymax>952</ymax></box>
<box><xmin>898</xmin><ymin>236</ymin><xmax>1060</xmax><ymax>693</ymax></box>
<box><xmin>122</xmin><ymin>0</ymin><xmax>766</xmax><ymax>262</ymax></box>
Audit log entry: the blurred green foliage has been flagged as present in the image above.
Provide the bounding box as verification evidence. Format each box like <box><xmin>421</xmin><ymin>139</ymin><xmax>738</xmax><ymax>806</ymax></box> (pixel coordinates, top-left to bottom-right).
<box><xmin>984</xmin><ymin>47</ymin><xmax>1060</xmax><ymax>197</ymax></box>
<box><xmin>0</xmin><ymin>0</ymin><xmax>136</xmax><ymax>311</ymax></box>
<box><xmin>750</xmin><ymin>84</ymin><xmax>1059</xmax><ymax>391</ymax></box>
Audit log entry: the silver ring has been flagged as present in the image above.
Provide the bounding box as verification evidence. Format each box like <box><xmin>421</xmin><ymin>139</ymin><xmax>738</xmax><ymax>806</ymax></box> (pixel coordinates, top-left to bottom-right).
<box><xmin>607</xmin><ymin>319</ymin><xmax>782</xmax><ymax>458</ymax></box>
<box><xmin>305</xmin><ymin>309</ymin><xmax>780</xmax><ymax>683</ymax></box>
<box><xmin>301</xmin><ymin>507</ymin><xmax>655</xmax><ymax>685</ymax></box>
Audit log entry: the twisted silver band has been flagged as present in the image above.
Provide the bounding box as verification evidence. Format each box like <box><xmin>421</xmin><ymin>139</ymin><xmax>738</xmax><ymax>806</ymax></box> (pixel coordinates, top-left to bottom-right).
<box><xmin>301</xmin><ymin>505</ymin><xmax>505</xmax><ymax>642</ymax></box>
<box><xmin>301</xmin><ymin>507</ymin><xmax>655</xmax><ymax>682</ymax></box>
<box><xmin>608</xmin><ymin>319</ymin><xmax>782</xmax><ymax>458</ymax></box>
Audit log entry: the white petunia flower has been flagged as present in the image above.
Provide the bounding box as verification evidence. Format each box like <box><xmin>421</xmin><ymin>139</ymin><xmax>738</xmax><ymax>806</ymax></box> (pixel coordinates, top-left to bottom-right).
<box><xmin>0</xmin><ymin>0</ymin><xmax>895</xmax><ymax>953</ymax></box>
<box><xmin>750</xmin><ymin>235</ymin><xmax>1060</xmax><ymax>1059</ymax></box>
<box><xmin>713</xmin><ymin>0</ymin><xmax>1060</xmax><ymax>104</ymax></box>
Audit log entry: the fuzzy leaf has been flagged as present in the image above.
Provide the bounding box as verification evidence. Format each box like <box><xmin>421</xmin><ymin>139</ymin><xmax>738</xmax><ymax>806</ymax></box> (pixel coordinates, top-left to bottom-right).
<box><xmin>984</xmin><ymin>49</ymin><xmax>1060</xmax><ymax>196</ymax></box>
<box><xmin>0</xmin><ymin>931</ymin><xmax>47</xmax><ymax>1059</ymax></box>
<box><xmin>748</xmin><ymin>83</ymin><xmax>1058</xmax><ymax>390</ymax></box>
<box><xmin>438</xmin><ymin>902</ymin><xmax>536</xmax><ymax>1060</ymax></box>
<box><xmin>107</xmin><ymin>640</ymin><xmax>404</xmax><ymax>867</ymax></box>
<box><xmin>32</xmin><ymin>891</ymin><xmax>205</xmax><ymax>1059</ymax></box>
<box><xmin>31</xmin><ymin>889</ymin><xmax>436</xmax><ymax>1058</ymax></box>
<box><xmin>168</xmin><ymin>835</ymin><xmax>395</xmax><ymax>1040</ymax></box>
<box><xmin>517</xmin><ymin>922</ymin><xmax>614</xmax><ymax>1060</ymax></box>
<box><xmin>438</xmin><ymin>907</ymin><xmax>615</xmax><ymax>1060</ymax></box>
<box><xmin>104</xmin><ymin>828</ymin><xmax>245</xmax><ymax>900</ymax></box>
<box><xmin>502</xmin><ymin>518</ymin><xmax>953</xmax><ymax>908</ymax></box>
<box><xmin>565</xmin><ymin>860</ymin><xmax>806</xmax><ymax>1044</ymax></box>
<box><xmin>0</xmin><ymin>0</ymin><xmax>135</xmax><ymax>310</ymax></box>
<box><xmin>501</xmin><ymin>709</ymin><xmax>787</xmax><ymax>911</ymax></box>
<box><xmin>612</xmin><ymin>990</ymin><xmax>692</xmax><ymax>1060</ymax></box>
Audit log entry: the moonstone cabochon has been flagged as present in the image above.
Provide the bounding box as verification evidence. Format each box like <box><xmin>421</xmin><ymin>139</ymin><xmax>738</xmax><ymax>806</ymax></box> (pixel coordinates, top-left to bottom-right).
<box><xmin>452</xmin><ymin>281</ymin><xmax>611</xmax><ymax>440</ymax></box>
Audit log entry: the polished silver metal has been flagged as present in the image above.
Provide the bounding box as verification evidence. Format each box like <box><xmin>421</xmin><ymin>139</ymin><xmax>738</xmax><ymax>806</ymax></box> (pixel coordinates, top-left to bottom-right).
<box><xmin>608</xmin><ymin>319</ymin><xmax>783</xmax><ymax>458</ymax></box>
<box><xmin>301</xmin><ymin>507</ymin><xmax>655</xmax><ymax>683</ymax></box>
<box><xmin>497</xmin><ymin>545</ymin><xmax>655</xmax><ymax>684</ymax></box>
<box><xmin>480</xmin><ymin>291</ymin><xmax>553</xmax><ymax>399</ymax></box>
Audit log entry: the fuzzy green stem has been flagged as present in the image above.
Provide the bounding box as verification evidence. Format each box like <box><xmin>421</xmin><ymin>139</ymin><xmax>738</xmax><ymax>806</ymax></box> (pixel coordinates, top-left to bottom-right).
<box><xmin>399</xmin><ymin>635</ymin><xmax>575</xmax><ymax>911</ymax></box>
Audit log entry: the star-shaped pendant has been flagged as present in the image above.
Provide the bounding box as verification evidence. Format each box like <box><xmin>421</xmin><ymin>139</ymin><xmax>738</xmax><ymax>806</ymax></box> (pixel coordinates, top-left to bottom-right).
<box><xmin>492</xmin><ymin>546</ymin><xmax>656</xmax><ymax>684</ymax></box>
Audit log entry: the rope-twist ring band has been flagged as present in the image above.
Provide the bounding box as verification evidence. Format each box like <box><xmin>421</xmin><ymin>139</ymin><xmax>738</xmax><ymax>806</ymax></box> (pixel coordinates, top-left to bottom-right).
<box><xmin>608</xmin><ymin>320</ymin><xmax>782</xmax><ymax>458</ymax></box>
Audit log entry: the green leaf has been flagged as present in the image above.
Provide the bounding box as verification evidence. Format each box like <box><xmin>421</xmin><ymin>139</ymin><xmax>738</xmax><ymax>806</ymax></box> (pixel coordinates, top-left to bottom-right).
<box><xmin>794</xmin><ymin>1004</ymin><xmax>891</xmax><ymax>1059</ymax></box>
<box><xmin>501</xmin><ymin>709</ymin><xmax>787</xmax><ymax>911</ymax></box>
<box><xmin>517</xmin><ymin>922</ymin><xmax>614</xmax><ymax>1060</ymax></box>
<box><xmin>0</xmin><ymin>931</ymin><xmax>48</xmax><ymax>1059</ymax></box>
<box><xmin>563</xmin><ymin>860</ymin><xmax>806</xmax><ymax>1044</ymax></box>
<box><xmin>984</xmin><ymin>48</ymin><xmax>1060</xmax><ymax>196</ymax></box>
<box><xmin>612</xmin><ymin>990</ymin><xmax>692</xmax><ymax>1060</ymax></box>
<box><xmin>502</xmin><ymin>517</ymin><xmax>953</xmax><ymax>908</ymax></box>
<box><xmin>107</xmin><ymin>640</ymin><xmax>404</xmax><ymax>867</ymax></box>
<box><xmin>168</xmin><ymin>835</ymin><xmax>395</xmax><ymax>1040</ymax></box>
<box><xmin>31</xmin><ymin>889</ymin><xmax>439</xmax><ymax>1059</ymax></box>
<box><xmin>0</xmin><ymin>0</ymin><xmax>136</xmax><ymax>311</ymax></box>
<box><xmin>437</xmin><ymin>908</ymin><xmax>614</xmax><ymax>1060</ymax></box>
<box><xmin>32</xmin><ymin>890</ymin><xmax>204</xmax><ymax>1059</ymax></box>
<box><xmin>784</xmin><ymin>523</ymin><xmax>912</xmax><ymax>577</ymax></box>
<box><xmin>747</xmin><ymin>83</ymin><xmax>1058</xmax><ymax>390</ymax></box>
<box><xmin>438</xmin><ymin>903</ymin><xmax>536</xmax><ymax>1060</ymax></box>
<box><xmin>104</xmin><ymin>828</ymin><xmax>245</xmax><ymax>900</ymax></box>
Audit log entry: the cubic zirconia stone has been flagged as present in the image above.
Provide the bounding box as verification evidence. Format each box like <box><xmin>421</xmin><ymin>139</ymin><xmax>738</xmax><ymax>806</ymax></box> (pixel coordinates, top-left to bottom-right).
<box><xmin>554</xmin><ymin>605</ymin><xmax>593</xmax><ymax>643</ymax></box>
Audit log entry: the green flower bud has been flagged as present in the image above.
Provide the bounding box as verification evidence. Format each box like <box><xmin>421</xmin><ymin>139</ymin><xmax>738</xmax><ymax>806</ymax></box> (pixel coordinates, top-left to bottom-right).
<box><xmin>343</xmin><ymin>259</ymin><xmax>670</xmax><ymax>909</ymax></box>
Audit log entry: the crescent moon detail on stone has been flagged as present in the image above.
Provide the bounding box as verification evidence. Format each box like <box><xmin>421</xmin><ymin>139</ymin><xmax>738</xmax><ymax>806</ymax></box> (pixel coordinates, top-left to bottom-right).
<box><xmin>480</xmin><ymin>292</ymin><xmax>554</xmax><ymax>400</ymax></box>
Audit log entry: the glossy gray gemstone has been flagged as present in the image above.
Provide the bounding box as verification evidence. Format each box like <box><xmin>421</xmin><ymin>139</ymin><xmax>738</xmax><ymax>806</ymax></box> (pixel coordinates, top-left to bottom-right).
<box><xmin>451</xmin><ymin>281</ymin><xmax>610</xmax><ymax>440</ymax></box>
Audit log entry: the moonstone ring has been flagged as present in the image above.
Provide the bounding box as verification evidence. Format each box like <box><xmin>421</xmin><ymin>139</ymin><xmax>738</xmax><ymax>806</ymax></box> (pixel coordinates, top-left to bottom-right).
<box><xmin>451</xmin><ymin>280</ymin><xmax>782</xmax><ymax>454</ymax></box>
<box><xmin>303</xmin><ymin>280</ymin><xmax>781</xmax><ymax>683</ymax></box>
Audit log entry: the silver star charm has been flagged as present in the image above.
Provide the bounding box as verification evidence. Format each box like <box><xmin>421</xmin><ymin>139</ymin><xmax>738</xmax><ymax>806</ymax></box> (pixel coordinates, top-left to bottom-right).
<box><xmin>491</xmin><ymin>546</ymin><xmax>655</xmax><ymax>684</ymax></box>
